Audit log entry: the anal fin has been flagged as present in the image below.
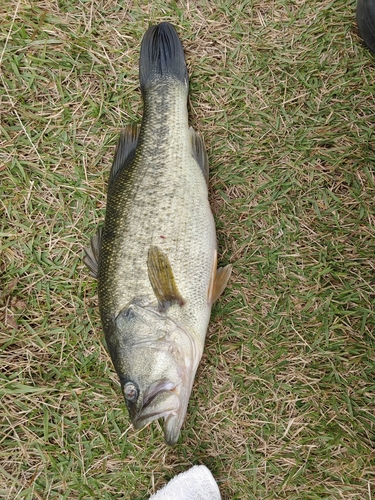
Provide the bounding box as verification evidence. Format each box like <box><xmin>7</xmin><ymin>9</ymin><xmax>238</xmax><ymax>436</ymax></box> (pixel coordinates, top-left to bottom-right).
<box><xmin>190</xmin><ymin>127</ymin><xmax>209</xmax><ymax>185</ymax></box>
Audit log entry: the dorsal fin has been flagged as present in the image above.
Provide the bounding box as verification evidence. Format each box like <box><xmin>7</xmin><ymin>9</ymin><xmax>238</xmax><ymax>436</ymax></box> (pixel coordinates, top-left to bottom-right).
<box><xmin>190</xmin><ymin>127</ymin><xmax>209</xmax><ymax>185</ymax></box>
<box><xmin>207</xmin><ymin>250</ymin><xmax>232</xmax><ymax>306</ymax></box>
<box><xmin>108</xmin><ymin>124</ymin><xmax>140</xmax><ymax>190</ymax></box>
<box><xmin>83</xmin><ymin>227</ymin><xmax>102</xmax><ymax>279</ymax></box>
<box><xmin>147</xmin><ymin>246</ymin><xmax>185</xmax><ymax>312</ymax></box>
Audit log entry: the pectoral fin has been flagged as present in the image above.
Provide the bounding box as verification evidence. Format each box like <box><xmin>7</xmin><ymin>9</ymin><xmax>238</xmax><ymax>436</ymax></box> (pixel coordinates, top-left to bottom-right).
<box><xmin>83</xmin><ymin>227</ymin><xmax>102</xmax><ymax>279</ymax></box>
<box><xmin>208</xmin><ymin>250</ymin><xmax>232</xmax><ymax>306</ymax></box>
<box><xmin>147</xmin><ymin>246</ymin><xmax>185</xmax><ymax>311</ymax></box>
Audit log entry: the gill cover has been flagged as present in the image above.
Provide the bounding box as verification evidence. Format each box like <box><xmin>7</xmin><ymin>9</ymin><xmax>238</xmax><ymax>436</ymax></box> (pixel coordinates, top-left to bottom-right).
<box><xmin>111</xmin><ymin>301</ymin><xmax>199</xmax><ymax>445</ymax></box>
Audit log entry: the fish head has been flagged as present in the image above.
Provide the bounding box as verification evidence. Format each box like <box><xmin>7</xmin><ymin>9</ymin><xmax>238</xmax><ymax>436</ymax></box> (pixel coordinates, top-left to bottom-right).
<box><xmin>112</xmin><ymin>301</ymin><xmax>199</xmax><ymax>445</ymax></box>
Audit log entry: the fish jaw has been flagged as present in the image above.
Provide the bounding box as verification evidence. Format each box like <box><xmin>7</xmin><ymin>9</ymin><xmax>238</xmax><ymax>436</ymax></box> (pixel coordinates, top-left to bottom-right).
<box><xmin>128</xmin><ymin>378</ymin><xmax>178</xmax><ymax>426</ymax></box>
<box><xmin>128</xmin><ymin>363</ymin><xmax>198</xmax><ymax>445</ymax></box>
<box><xmin>163</xmin><ymin>383</ymin><xmax>195</xmax><ymax>445</ymax></box>
<box><xmin>112</xmin><ymin>303</ymin><xmax>201</xmax><ymax>445</ymax></box>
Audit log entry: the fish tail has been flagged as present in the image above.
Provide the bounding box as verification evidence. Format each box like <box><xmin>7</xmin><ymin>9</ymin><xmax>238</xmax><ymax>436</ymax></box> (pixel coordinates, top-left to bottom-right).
<box><xmin>139</xmin><ymin>22</ymin><xmax>188</xmax><ymax>91</ymax></box>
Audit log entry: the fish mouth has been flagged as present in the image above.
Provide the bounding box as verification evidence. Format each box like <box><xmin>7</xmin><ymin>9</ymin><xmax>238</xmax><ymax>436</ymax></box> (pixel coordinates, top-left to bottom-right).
<box><xmin>132</xmin><ymin>380</ymin><xmax>180</xmax><ymax>428</ymax></box>
<box><xmin>131</xmin><ymin>378</ymin><xmax>191</xmax><ymax>445</ymax></box>
<box><xmin>123</xmin><ymin>316</ymin><xmax>202</xmax><ymax>445</ymax></box>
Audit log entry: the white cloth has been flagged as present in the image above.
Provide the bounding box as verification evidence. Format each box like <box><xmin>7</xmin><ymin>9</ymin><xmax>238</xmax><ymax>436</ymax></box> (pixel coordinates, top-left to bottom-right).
<box><xmin>149</xmin><ymin>465</ymin><xmax>222</xmax><ymax>500</ymax></box>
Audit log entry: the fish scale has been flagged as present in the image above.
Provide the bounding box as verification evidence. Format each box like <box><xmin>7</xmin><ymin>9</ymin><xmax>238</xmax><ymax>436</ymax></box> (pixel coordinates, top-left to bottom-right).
<box><xmin>84</xmin><ymin>22</ymin><xmax>231</xmax><ymax>445</ymax></box>
<box><xmin>100</xmin><ymin>80</ymin><xmax>214</xmax><ymax>331</ymax></box>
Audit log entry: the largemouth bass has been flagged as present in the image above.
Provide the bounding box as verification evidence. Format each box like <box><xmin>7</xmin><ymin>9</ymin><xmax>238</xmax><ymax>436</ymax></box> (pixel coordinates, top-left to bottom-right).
<box><xmin>84</xmin><ymin>22</ymin><xmax>231</xmax><ymax>445</ymax></box>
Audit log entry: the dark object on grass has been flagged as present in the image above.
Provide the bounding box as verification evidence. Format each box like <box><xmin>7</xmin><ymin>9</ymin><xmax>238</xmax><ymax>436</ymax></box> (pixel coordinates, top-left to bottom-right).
<box><xmin>357</xmin><ymin>0</ymin><xmax>375</xmax><ymax>53</ymax></box>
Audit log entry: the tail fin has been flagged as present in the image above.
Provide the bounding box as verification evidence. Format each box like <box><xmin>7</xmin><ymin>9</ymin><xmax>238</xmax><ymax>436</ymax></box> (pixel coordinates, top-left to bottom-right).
<box><xmin>139</xmin><ymin>22</ymin><xmax>188</xmax><ymax>91</ymax></box>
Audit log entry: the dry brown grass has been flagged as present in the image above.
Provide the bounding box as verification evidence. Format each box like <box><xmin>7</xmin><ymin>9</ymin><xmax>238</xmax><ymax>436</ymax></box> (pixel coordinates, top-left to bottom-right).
<box><xmin>1</xmin><ymin>0</ymin><xmax>375</xmax><ymax>498</ymax></box>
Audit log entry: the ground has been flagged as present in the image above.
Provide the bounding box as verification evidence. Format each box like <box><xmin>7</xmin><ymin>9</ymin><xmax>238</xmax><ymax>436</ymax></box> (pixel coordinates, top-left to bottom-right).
<box><xmin>1</xmin><ymin>1</ymin><xmax>375</xmax><ymax>499</ymax></box>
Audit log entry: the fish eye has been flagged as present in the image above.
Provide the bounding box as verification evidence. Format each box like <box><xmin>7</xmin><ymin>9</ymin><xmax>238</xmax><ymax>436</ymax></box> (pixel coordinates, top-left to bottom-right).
<box><xmin>123</xmin><ymin>382</ymin><xmax>138</xmax><ymax>402</ymax></box>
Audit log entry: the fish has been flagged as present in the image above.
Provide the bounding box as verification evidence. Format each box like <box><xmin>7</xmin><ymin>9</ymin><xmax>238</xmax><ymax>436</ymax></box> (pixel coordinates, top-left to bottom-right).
<box><xmin>84</xmin><ymin>22</ymin><xmax>232</xmax><ymax>445</ymax></box>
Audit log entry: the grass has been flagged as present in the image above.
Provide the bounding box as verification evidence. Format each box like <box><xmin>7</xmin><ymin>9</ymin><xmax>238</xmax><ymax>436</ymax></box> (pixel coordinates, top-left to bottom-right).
<box><xmin>1</xmin><ymin>0</ymin><xmax>375</xmax><ymax>498</ymax></box>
